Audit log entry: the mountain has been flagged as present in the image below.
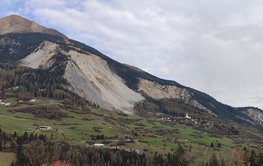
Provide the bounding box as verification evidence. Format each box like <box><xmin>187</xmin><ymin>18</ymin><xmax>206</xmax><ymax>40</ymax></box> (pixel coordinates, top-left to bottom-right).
<box><xmin>0</xmin><ymin>15</ymin><xmax>66</xmax><ymax>38</ymax></box>
<box><xmin>0</xmin><ymin>15</ymin><xmax>263</xmax><ymax>131</ymax></box>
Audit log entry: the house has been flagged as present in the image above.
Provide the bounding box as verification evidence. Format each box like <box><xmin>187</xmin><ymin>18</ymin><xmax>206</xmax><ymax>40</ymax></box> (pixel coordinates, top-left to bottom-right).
<box><xmin>36</xmin><ymin>126</ymin><xmax>52</xmax><ymax>131</ymax></box>
<box><xmin>94</xmin><ymin>143</ymin><xmax>105</xmax><ymax>148</ymax></box>
<box><xmin>161</xmin><ymin>117</ymin><xmax>172</xmax><ymax>121</ymax></box>
<box><xmin>185</xmin><ymin>113</ymin><xmax>191</xmax><ymax>119</ymax></box>
<box><xmin>29</xmin><ymin>99</ymin><xmax>37</xmax><ymax>103</ymax></box>
<box><xmin>4</xmin><ymin>103</ymin><xmax>11</xmax><ymax>106</ymax></box>
<box><xmin>110</xmin><ymin>146</ymin><xmax>120</xmax><ymax>150</ymax></box>
<box><xmin>0</xmin><ymin>101</ymin><xmax>11</xmax><ymax>106</ymax></box>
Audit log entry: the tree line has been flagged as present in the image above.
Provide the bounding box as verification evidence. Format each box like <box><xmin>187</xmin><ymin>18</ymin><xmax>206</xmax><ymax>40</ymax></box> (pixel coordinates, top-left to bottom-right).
<box><xmin>0</xmin><ymin>128</ymin><xmax>188</xmax><ymax>166</ymax></box>
<box><xmin>2</xmin><ymin>127</ymin><xmax>263</xmax><ymax>165</ymax></box>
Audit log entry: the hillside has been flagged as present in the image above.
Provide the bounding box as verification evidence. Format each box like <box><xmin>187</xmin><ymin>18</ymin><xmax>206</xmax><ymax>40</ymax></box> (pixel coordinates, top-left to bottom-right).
<box><xmin>0</xmin><ymin>15</ymin><xmax>263</xmax><ymax>166</ymax></box>
<box><xmin>0</xmin><ymin>31</ymin><xmax>262</xmax><ymax>130</ymax></box>
<box><xmin>0</xmin><ymin>97</ymin><xmax>262</xmax><ymax>165</ymax></box>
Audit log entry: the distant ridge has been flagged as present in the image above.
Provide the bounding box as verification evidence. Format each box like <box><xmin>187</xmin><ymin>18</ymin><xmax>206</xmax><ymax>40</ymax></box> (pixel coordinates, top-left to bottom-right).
<box><xmin>0</xmin><ymin>15</ymin><xmax>67</xmax><ymax>38</ymax></box>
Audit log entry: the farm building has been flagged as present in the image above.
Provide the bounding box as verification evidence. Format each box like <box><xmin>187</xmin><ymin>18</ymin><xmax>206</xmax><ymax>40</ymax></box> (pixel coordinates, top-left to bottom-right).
<box><xmin>29</xmin><ymin>99</ymin><xmax>37</xmax><ymax>103</ymax></box>
<box><xmin>36</xmin><ymin>126</ymin><xmax>52</xmax><ymax>131</ymax></box>
<box><xmin>185</xmin><ymin>113</ymin><xmax>191</xmax><ymax>119</ymax></box>
<box><xmin>0</xmin><ymin>101</ymin><xmax>11</xmax><ymax>106</ymax></box>
<box><xmin>94</xmin><ymin>143</ymin><xmax>105</xmax><ymax>148</ymax></box>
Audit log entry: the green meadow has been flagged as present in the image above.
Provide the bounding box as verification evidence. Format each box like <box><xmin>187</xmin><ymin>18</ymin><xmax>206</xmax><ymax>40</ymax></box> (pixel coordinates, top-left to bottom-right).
<box><xmin>0</xmin><ymin>97</ymin><xmax>235</xmax><ymax>155</ymax></box>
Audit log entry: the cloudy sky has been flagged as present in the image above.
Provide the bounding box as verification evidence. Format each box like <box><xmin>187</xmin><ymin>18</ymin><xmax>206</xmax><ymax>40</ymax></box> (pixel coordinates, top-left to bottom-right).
<box><xmin>1</xmin><ymin>0</ymin><xmax>263</xmax><ymax>108</ymax></box>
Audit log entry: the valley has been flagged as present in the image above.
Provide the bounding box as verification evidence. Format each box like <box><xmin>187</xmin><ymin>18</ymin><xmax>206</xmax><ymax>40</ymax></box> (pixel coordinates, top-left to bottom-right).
<box><xmin>0</xmin><ymin>96</ymin><xmax>261</xmax><ymax>165</ymax></box>
<box><xmin>0</xmin><ymin>97</ymin><xmax>232</xmax><ymax>149</ymax></box>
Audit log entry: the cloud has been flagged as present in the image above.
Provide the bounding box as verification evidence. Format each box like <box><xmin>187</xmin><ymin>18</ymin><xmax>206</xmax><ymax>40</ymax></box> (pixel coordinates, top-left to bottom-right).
<box><xmin>1</xmin><ymin>0</ymin><xmax>263</xmax><ymax>108</ymax></box>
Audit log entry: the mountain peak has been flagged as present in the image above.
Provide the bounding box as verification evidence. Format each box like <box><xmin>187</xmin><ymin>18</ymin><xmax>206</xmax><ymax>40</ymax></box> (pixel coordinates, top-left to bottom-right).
<box><xmin>0</xmin><ymin>15</ymin><xmax>67</xmax><ymax>38</ymax></box>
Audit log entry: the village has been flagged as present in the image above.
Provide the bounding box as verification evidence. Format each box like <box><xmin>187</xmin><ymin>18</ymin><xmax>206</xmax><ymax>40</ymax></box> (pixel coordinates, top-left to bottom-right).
<box><xmin>0</xmin><ymin>99</ymin><xmax>11</xmax><ymax>106</ymax></box>
<box><xmin>0</xmin><ymin>97</ymin><xmax>227</xmax><ymax>155</ymax></box>
<box><xmin>87</xmin><ymin>112</ymin><xmax>198</xmax><ymax>153</ymax></box>
<box><xmin>0</xmin><ymin>98</ymin><xmax>37</xmax><ymax>107</ymax></box>
<box><xmin>160</xmin><ymin>112</ymin><xmax>198</xmax><ymax>125</ymax></box>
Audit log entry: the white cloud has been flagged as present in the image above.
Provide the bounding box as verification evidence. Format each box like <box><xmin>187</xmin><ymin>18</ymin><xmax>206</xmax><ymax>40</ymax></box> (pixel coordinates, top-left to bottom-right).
<box><xmin>2</xmin><ymin>0</ymin><xmax>263</xmax><ymax>108</ymax></box>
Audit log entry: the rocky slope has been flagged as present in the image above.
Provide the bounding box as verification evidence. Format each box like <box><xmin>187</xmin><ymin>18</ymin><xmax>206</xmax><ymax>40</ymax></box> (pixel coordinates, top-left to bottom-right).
<box><xmin>0</xmin><ymin>15</ymin><xmax>263</xmax><ymax>129</ymax></box>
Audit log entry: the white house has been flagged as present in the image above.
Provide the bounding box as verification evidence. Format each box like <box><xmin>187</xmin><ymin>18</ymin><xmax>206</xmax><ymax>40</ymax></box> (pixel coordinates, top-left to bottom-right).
<box><xmin>94</xmin><ymin>143</ymin><xmax>105</xmax><ymax>147</ymax></box>
<box><xmin>110</xmin><ymin>146</ymin><xmax>120</xmax><ymax>150</ymax></box>
<box><xmin>185</xmin><ymin>113</ymin><xmax>191</xmax><ymax>119</ymax></box>
<box><xmin>0</xmin><ymin>101</ymin><xmax>11</xmax><ymax>106</ymax></box>
<box><xmin>36</xmin><ymin>126</ymin><xmax>52</xmax><ymax>131</ymax></box>
<box><xmin>4</xmin><ymin>103</ymin><xmax>11</xmax><ymax>106</ymax></box>
<box><xmin>29</xmin><ymin>99</ymin><xmax>37</xmax><ymax>103</ymax></box>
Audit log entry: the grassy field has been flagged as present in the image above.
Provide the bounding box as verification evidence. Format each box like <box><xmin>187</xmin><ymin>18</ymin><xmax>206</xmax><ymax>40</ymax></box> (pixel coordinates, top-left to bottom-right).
<box><xmin>178</xmin><ymin>125</ymin><xmax>234</xmax><ymax>146</ymax></box>
<box><xmin>2</xmin><ymin>97</ymin><xmax>260</xmax><ymax>165</ymax></box>
<box><xmin>0</xmin><ymin>152</ymin><xmax>16</xmax><ymax>166</ymax></box>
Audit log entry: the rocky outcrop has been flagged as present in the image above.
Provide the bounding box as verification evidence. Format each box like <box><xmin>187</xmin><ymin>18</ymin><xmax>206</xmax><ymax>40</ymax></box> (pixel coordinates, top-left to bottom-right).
<box><xmin>245</xmin><ymin>108</ymin><xmax>263</xmax><ymax>125</ymax></box>
<box><xmin>138</xmin><ymin>78</ymin><xmax>191</xmax><ymax>100</ymax></box>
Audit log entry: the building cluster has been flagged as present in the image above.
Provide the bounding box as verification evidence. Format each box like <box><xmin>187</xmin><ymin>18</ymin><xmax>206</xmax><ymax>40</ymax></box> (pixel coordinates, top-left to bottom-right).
<box><xmin>0</xmin><ymin>99</ymin><xmax>11</xmax><ymax>106</ymax></box>
<box><xmin>0</xmin><ymin>98</ymin><xmax>37</xmax><ymax>107</ymax></box>
<box><xmin>18</xmin><ymin>99</ymin><xmax>37</xmax><ymax>103</ymax></box>
<box><xmin>35</xmin><ymin>126</ymin><xmax>52</xmax><ymax>131</ymax></box>
<box><xmin>160</xmin><ymin>112</ymin><xmax>198</xmax><ymax>125</ymax></box>
<box><xmin>93</xmin><ymin>143</ymin><xmax>142</xmax><ymax>154</ymax></box>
